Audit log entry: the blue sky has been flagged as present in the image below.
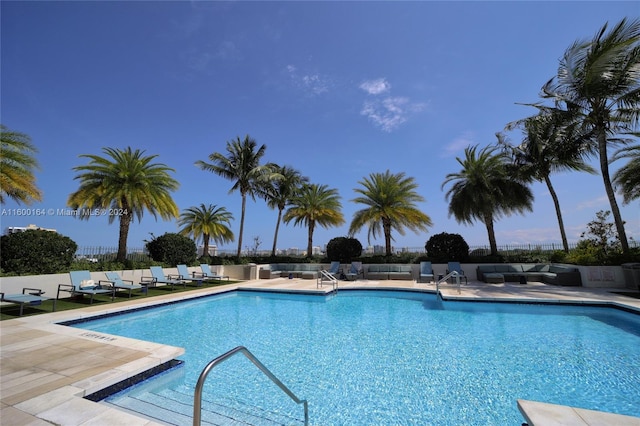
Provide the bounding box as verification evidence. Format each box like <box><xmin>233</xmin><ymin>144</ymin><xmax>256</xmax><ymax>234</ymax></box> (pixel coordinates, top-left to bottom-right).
<box><xmin>2</xmin><ymin>1</ymin><xmax>639</xmax><ymax>254</ymax></box>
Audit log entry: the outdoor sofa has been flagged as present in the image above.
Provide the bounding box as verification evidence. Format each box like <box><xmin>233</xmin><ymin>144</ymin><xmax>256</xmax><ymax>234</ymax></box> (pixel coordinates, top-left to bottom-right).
<box><xmin>476</xmin><ymin>264</ymin><xmax>582</xmax><ymax>286</ymax></box>
<box><xmin>259</xmin><ymin>263</ymin><xmax>322</xmax><ymax>279</ymax></box>
<box><xmin>366</xmin><ymin>264</ymin><xmax>413</xmax><ymax>280</ymax></box>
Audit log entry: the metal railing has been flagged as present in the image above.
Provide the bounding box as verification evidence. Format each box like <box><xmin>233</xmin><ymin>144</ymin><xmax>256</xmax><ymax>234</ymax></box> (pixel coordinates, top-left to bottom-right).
<box><xmin>193</xmin><ymin>346</ymin><xmax>308</xmax><ymax>426</ymax></box>
<box><xmin>436</xmin><ymin>270</ymin><xmax>462</xmax><ymax>295</ymax></box>
<box><xmin>317</xmin><ymin>269</ymin><xmax>338</xmax><ymax>291</ymax></box>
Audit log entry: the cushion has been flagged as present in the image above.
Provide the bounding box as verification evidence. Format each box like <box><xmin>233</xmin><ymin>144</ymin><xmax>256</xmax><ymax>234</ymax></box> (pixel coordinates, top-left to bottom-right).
<box><xmin>495</xmin><ymin>265</ymin><xmax>522</xmax><ymax>273</ymax></box>
<box><xmin>478</xmin><ymin>265</ymin><xmax>497</xmax><ymax>273</ymax></box>
<box><xmin>80</xmin><ymin>279</ymin><xmax>95</xmax><ymax>289</ymax></box>
<box><xmin>550</xmin><ymin>265</ymin><xmax>575</xmax><ymax>273</ymax></box>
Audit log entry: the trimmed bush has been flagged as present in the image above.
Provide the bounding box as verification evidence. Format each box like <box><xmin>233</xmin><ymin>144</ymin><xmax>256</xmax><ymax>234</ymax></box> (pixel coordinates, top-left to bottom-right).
<box><xmin>425</xmin><ymin>232</ymin><xmax>469</xmax><ymax>263</ymax></box>
<box><xmin>326</xmin><ymin>237</ymin><xmax>363</xmax><ymax>263</ymax></box>
<box><xmin>145</xmin><ymin>233</ymin><xmax>197</xmax><ymax>266</ymax></box>
<box><xmin>1</xmin><ymin>230</ymin><xmax>77</xmax><ymax>275</ymax></box>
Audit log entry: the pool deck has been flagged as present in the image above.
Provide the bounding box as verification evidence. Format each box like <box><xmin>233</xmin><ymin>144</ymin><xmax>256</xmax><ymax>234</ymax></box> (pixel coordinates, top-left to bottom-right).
<box><xmin>2</xmin><ymin>278</ymin><xmax>639</xmax><ymax>425</ymax></box>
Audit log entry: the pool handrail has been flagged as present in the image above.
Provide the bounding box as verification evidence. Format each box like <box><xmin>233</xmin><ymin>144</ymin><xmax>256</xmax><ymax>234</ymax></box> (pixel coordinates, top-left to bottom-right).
<box><xmin>193</xmin><ymin>345</ymin><xmax>309</xmax><ymax>426</ymax></box>
<box><xmin>317</xmin><ymin>269</ymin><xmax>338</xmax><ymax>290</ymax></box>
<box><xmin>436</xmin><ymin>270</ymin><xmax>462</xmax><ymax>295</ymax></box>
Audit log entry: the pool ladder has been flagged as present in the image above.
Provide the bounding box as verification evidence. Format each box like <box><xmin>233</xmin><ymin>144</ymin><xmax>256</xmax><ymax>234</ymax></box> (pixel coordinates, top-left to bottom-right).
<box><xmin>436</xmin><ymin>270</ymin><xmax>462</xmax><ymax>296</ymax></box>
<box><xmin>317</xmin><ymin>269</ymin><xmax>338</xmax><ymax>291</ymax></box>
<box><xmin>193</xmin><ymin>345</ymin><xmax>309</xmax><ymax>426</ymax></box>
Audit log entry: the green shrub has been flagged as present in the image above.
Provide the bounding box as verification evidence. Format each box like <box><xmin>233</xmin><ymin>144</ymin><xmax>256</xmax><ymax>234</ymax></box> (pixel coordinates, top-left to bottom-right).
<box><xmin>549</xmin><ymin>250</ymin><xmax>567</xmax><ymax>263</ymax></box>
<box><xmin>326</xmin><ymin>237</ymin><xmax>363</xmax><ymax>262</ymax></box>
<box><xmin>425</xmin><ymin>232</ymin><xmax>469</xmax><ymax>263</ymax></box>
<box><xmin>145</xmin><ymin>233</ymin><xmax>197</xmax><ymax>266</ymax></box>
<box><xmin>0</xmin><ymin>230</ymin><xmax>77</xmax><ymax>275</ymax></box>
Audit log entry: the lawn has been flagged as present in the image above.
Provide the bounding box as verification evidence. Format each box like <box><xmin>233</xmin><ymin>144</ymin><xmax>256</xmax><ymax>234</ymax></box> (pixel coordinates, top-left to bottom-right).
<box><xmin>0</xmin><ymin>280</ymin><xmax>238</xmax><ymax>321</ymax></box>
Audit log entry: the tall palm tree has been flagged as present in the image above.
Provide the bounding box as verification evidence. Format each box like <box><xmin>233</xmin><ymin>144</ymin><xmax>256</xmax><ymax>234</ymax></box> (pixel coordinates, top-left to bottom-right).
<box><xmin>0</xmin><ymin>125</ymin><xmax>42</xmax><ymax>205</ymax></box>
<box><xmin>540</xmin><ymin>18</ymin><xmax>640</xmax><ymax>254</ymax></box>
<box><xmin>68</xmin><ymin>147</ymin><xmax>179</xmax><ymax>263</ymax></box>
<box><xmin>177</xmin><ymin>203</ymin><xmax>234</xmax><ymax>258</ymax></box>
<box><xmin>611</xmin><ymin>141</ymin><xmax>640</xmax><ymax>205</ymax></box>
<box><xmin>283</xmin><ymin>183</ymin><xmax>344</xmax><ymax>258</ymax></box>
<box><xmin>442</xmin><ymin>145</ymin><xmax>534</xmax><ymax>256</ymax></box>
<box><xmin>502</xmin><ymin>111</ymin><xmax>596</xmax><ymax>252</ymax></box>
<box><xmin>259</xmin><ymin>165</ymin><xmax>309</xmax><ymax>256</ymax></box>
<box><xmin>196</xmin><ymin>135</ymin><xmax>273</xmax><ymax>257</ymax></box>
<box><xmin>349</xmin><ymin>170</ymin><xmax>432</xmax><ymax>256</ymax></box>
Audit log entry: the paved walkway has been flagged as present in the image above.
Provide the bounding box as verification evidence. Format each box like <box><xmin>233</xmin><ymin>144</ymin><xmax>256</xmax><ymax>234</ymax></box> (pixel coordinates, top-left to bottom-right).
<box><xmin>1</xmin><ymin>278</ymin><xmax>639</xmax><ymax>425</ymax></box>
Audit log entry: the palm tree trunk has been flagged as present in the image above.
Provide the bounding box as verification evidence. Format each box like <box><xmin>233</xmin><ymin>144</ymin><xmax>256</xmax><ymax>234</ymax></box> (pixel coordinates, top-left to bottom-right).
<box><xmin>307</xmin><ymin>220</ymin><xmax>315</xmax><ymax>258</ymax></box>
<box><xmin>383</xmin><ymin>218</ymin><xmax>392</xmax><ymax>256</ymax></box>
<box><xmin>544</xmin><ymin>175</ymin><xmax>569</xmax><ymax>252</ymax></box>
<box><xmin>117</xmin><ymin>212</ymin><xmax>132</xmax><ymax>263</ymax></box>
<box><xmin>271</xmin><ymin>208</ymin><xmax>283</xmax><ymax>257</ymax></box>
<box><xmin>483</xmin><ymin>213</ymin><xmax>498</xmax><ymax>256</ymax></box>
<box><xmin>237</xmin><ymin>193</ymin><xmax>246</xmax><ymax>257</ymax></box>
<box><xmin>203</xmin><ymin>234</ymin><xmax>210</xmax><ymax>258</ymax></box>
<box><xmin>597</xmin><ymin>131</ymin><xmax>629</xmax><ymax>254</ymax></box>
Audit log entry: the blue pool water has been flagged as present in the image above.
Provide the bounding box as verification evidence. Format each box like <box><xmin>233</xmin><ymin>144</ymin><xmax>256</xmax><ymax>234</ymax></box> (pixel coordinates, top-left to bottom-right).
<box><xmin>74</xmin><ymin>290</ymin><xmax>640</xmax><ymax>425</ymax></box>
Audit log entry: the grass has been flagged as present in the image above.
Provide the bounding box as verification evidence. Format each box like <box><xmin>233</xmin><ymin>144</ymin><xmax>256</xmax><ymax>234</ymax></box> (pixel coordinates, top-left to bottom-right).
<box><xmin>0</xmin><ymin>280</ymin><xmax>239</xmax><ymax>321</ymax></box>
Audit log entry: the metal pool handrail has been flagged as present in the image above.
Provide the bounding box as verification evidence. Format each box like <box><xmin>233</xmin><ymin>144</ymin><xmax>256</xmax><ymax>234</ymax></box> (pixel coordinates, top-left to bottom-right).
<box><xmin>436</xmin><ymin>270</ymin><xmax>462</xmax><ymax>295</ymax></box>
<box><xmin>193</xmin><ymin>345</ymin><xmax>309</xmax><ymax>426</ymax></box>
<box><xmin>317</xmin><ymin>269</ymin><xmax>338</xmax><ymax>291</ymax></box>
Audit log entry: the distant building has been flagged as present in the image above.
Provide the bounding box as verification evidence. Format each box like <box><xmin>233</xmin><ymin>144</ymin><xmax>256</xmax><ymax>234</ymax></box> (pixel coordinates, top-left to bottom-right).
<box><xmin>197</xmin><ymin>245</ymin><xmax>218</xmax><ymax>257</ymax></box>
<box><xmin>4</xmin><ymin>224</ymin><xmax>57</xmax><ymax>235</ymax></box>
<box><xmin>312</xmin><ymin>246</ymin><xmax>322</xmax><ymax>256</ymax></box>
<box><xmin>287</xmin><ymin>247</ymin><xmax>300</xmax><ymax>256</ymax></box>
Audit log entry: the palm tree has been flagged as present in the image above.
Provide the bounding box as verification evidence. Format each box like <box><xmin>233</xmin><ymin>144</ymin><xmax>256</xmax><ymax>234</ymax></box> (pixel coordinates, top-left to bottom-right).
<box><xmin>540</xmin><ymin>18</ymin><xmax>640</xmax><ymax>254</ymax></box>
<box><xmin>349</xmin><ymin>170</ymin><xmax>432</xmax><ymax>256</ymax></box>
<box><xmin>68</xmin><ymin>147</ymin><xmax>179</xmax><ymax>263</ymax></box>
<box><xmin>177</xmin><ymin>203</ymin><xmax>235</xmax><ymax>258</ymax></box>
<box><xmin>259</xmin><ymin>165</ymin><xmax>309</xmax><ymax>256</ymax></box>
<box><xmin>611</xmin><ymin>141</ymin><xmax>640</xmax><ymax>205</ymax></box>
<box><xmin>283</xmin><ymin>183</ymin><xmax>344</xmax><ymax>258</ymax></box>
<box><xmin>442</xmin><ymin>145</ymin><xmax>534</xmax><ymax>256</ymax></box>
<box><xmin>196</xmin><ymin>135</ymin><xmax>273</xmax><ymax>257</ymax></box>
<box><xmin>0</xmin><ymin>125</ymin><xmax>42</xmax><ymax>205</ymax></box>
<box><xmin>502</xmin><ymin>111</ymin><xmax>596</xmax><ymax>252</ymax></box>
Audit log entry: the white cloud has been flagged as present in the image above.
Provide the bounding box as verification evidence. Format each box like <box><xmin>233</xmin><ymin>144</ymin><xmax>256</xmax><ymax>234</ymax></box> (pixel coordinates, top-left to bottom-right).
<box><xmin>443</xmin><ymin>132</ymin><xmax>475</xmax><ymax>157</ymax></box>
<box><xmin>216</xmin><ymin>40</ymin><xmax>242</xmax><ymax>61</ymax></box>
<box><xmin>360</xmin><ymin>97</ymin><xmax>426</xmax><ymax>133</ymax></box>
<box><xmin>285</xmin><ymin>64</ymin><xmax>331</xmax><ymax>96</ymax></box>
<box><xmin>496</xmin><ymin>227</ymin><xmax>565</xmax><ymax>244</ymax></box>
<box><xmin>359</xmin><ymin>78</ymin><xmax>391</xmax><ymax>95</ymax></box>
<box><xmin>576</xmin><ymin>196</ymin><xmax>609</xmax><ymax>211</ymax></box>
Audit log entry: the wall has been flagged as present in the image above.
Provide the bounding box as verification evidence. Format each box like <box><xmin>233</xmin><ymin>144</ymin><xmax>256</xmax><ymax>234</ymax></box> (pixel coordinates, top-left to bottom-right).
<box><xmin>575</xmin><ymin>265</ymin><xmax>627</xmax><ymax>289</ymax></box>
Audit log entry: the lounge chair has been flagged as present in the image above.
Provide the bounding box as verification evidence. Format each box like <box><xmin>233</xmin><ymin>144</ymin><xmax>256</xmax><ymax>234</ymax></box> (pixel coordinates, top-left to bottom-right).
<box><xmin>418</xmin><ymin>261</ymin><xmax>435</xmax><ymax>283</ymax></box>
<box><xmin>58</xmin><ymin>270</ymin><xmax>115</xmax><ymax>303</ymax></box>
<box><xmin>345</xmin><ymin>262</ymin><xmax>364</xmax><ymax>281</ymax></box>
<box><xmin>143</xmin><ymin>266</ymin><xmax>187</xmax><ymax>290</ymax></box>
<box><xmin>446</xmin><ymin>262</ymin><xmax>468</xmax><ymax>284</ymax></box>
<box><xmin>194</xmin><ymin>264</ymin><xmax>229</xmax><ymax>282</ymax></box>
<box><xmin>1</xmin><ymin>288</ymin><xmax>56</xmax><ymax>316</ymax></box>
<box><xmin>326</xmin><ymin>261</ymin><xmax>342</xmax><ymax>279</ymax></box>
<box><xmin>104</xmin><ymin>272</ymin><xmax>145</xmax><ymax>297</ymax></box>
<box><xmin>172</xmin><ymin>264</ymin><xmax>206</xmax><ymax>286</ymax></box>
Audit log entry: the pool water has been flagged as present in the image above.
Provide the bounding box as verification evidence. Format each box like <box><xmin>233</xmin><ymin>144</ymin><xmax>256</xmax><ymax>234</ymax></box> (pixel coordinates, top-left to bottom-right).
<box><xmin>74</xmin><ymin>290</ymin><xmax>640</xmax><ymax>425</ymax></box>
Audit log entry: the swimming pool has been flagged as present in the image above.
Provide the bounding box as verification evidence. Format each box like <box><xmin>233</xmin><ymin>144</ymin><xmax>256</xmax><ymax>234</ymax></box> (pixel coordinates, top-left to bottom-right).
<box><xmin>74</xmin><ymin>290</ymin><xmax>640</xmax><ymax>425</ymax></box>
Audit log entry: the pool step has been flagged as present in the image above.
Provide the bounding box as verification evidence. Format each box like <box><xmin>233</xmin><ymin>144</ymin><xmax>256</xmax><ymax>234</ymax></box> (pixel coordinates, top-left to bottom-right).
<box><xmin>108</xmin><ymin>388</ymin><xmax>302</xmax><ymax>425</ymax></box>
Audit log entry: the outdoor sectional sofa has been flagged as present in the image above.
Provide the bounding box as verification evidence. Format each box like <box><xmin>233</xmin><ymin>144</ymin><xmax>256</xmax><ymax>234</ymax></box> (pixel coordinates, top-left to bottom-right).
<box><xmin>366</xmin><ymin>264</ymin><xmax>413</xmax><ymax>280</ymax></box>
<box><xmin>476</xmin><ymin>264</ymin><xmax>582</xmax><ymax>286</ymax></box>
<box><xmin>259</xmin><ymin>263</ymin><xmax>322</xmax><ymax>279</ymax></box>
